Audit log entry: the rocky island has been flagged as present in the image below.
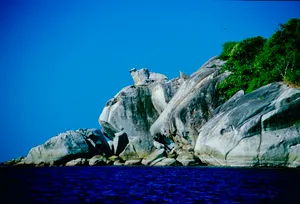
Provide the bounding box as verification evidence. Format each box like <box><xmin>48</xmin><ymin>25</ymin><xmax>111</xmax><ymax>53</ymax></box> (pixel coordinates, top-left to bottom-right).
<box><xmin>3</xmin><ymin>18</ymin><xmax>300</xmax><ymax>168</ymax></box>
<box><xmin>3</xmin><ymin>56</ymin><xmax>300</xmax><ymax>168</ymax></box>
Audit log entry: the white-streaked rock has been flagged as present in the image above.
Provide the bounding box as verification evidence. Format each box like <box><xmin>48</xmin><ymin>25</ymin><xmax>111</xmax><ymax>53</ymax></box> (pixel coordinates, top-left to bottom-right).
<box><xmin>150</xmin><ymin>57</ymin><xmax>229</xmax><ymax>147</ymax></box>
<box><xmin>195</xmin><ymin>82</ymin><xmax>300</xmax><ymax>167</ymax></box>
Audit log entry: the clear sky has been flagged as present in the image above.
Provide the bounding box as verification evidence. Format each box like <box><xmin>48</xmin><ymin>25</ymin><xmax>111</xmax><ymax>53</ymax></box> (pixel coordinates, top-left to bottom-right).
<box><xmin>0</xmin><ymin>0</ymin><xmax>299</xmax><ymax>162</ymax></box>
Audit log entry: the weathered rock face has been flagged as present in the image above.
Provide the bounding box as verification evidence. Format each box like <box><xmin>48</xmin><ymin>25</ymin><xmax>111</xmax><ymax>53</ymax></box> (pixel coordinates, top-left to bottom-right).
<box><xmin>24</xmin><ymin>128</ymin><xmax>110</xmax><ymax>165</ymax></box>
<box><xmin>6</xmin><ymin>55</ymin><xmax>300</xmax><ymax>168</ymax></box>
<box><xmin>195</xmin><ymin>82</ymin><xmax>300</xmax><ymax>168</ymax></box>
<box><xmin>99</xmin><ymin>68</ymin><xmax>184</xmax><ymax>159</ymax></box>
<box><xmin>119</xmin><ymin>137</ymin><xmax>155</xmax><ymax>161</ymax></box>
<box><xmin>99</xmin><ymin>69</ymin><xmax>183</xmax><ymax>139</ymax></box>
<box><xmin>129</xmin><ymin>68</ymin><xmax>167</xmax><ymax>86</ymax></box>
<box><xmin>150</xmin><ymin>56</ymin><xmax>229</xmax><ymax>148</ymax></box>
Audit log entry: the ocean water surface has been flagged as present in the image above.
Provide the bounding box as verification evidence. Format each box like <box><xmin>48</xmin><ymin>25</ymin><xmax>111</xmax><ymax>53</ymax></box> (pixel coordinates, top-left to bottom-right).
<box><xmin>1</xmin><ymin>166</ymin><xmax>299</xmax><ymax>203</ymax></box>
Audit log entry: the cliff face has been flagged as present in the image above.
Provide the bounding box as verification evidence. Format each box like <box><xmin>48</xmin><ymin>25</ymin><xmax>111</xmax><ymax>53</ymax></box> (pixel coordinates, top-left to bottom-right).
<box><xmin>4</xmin><ymin>56</ymin><xmax>300</xmax><ymax>168</ymax></box>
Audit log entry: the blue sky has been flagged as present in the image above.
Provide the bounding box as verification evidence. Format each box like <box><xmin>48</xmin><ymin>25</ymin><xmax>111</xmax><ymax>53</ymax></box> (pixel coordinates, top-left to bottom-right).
<box><xmin>0</xmin><ymin>0</ymin><xmax>299</xmax><ymax>162</ymax></box>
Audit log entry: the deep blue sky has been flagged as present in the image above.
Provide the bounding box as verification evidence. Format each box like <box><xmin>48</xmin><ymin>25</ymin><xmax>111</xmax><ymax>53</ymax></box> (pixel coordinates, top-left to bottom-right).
<box><xmin>0</xmin><ymin>0</ymin><xmax>299</xmax><ymax>162</ymax></box>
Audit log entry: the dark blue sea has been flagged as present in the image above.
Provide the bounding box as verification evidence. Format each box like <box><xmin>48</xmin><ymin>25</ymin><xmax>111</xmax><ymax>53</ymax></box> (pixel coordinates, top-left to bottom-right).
<box><xmin>1</xmin><ymin>166</ymin><xmax>300</xmax><ymax>203</ymax></box>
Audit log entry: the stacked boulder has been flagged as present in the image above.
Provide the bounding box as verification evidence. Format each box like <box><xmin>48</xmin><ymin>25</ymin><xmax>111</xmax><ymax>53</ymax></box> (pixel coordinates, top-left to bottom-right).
<box><xmin>4</xmin><ymin>56</ymin><xmax>300</xmax><ymax>168</ymax></box>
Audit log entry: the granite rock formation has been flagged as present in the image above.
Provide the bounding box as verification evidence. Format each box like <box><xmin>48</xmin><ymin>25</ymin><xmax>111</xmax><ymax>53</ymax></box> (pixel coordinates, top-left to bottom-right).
<box><xmin>4</xmin><ymin>56</ymin><xmax>300</xmax><ymax>168</ymax></box>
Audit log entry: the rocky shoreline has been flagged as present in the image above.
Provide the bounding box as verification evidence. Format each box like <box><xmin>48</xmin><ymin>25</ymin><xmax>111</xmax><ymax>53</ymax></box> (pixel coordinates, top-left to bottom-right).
<box><xmin>3</xmin><ymin>56</ymin><xmax>300</xmax><ymax>168</ymax></box>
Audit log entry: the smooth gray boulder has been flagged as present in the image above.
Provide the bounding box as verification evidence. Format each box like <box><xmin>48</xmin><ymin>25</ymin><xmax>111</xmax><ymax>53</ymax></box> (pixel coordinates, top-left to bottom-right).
<box><xmin>141</xmin><ymin>149</ymin><xmax>166</xmax><ymax>165</ymax></box>
<box><xmin>129</xmin><ymin>68</ymin><xmax>167</xmax><ymax>86</ymax></box>
<box><xmin>113</xmin><ymin>131</ymin><xmax>129</xmax><ymax>155</ymax></box>
<box><xmin>176</xmin><ymin>152</ymin><xmax>199</xmax><ymax>166</ymax></box>
<box><xmin>153</xmin><ymin>158</ymin><xmax>178</xmax><ymax>166</ymax></box>
<box><xmin>288</xmin><ymin>144</ymin><xmax>300</xmax><ymax>167</ymax></box>
<box><xmin>119</xmin><ymin>137</ymin><xmax>155</xmax><ymax>161</ymax></box>
<box><xmin>24</xmin><ymin>128</ymin><xmax>110</xmax><ymax>165</ymax></box>
<box><xmin>65</xmin><ymin>158</ymin><xmax>87</xmax><ymax>166</ymax></box>
<box><xmin>124</xmin><ymin>160</ymin><xmax>141</xmax><ymax>165</ymax></box>
<box><xmin>149</xmin><ymin>157</ymin><xmax>166</xmax><ymax>166</ymax></box>
<box><xmin>149</xmin><ymin>72</ymin><xmax>168</xmax><ymax>83</ymax></box>
<box><xmin>150</xmin><ymin>56</ymin><xmax>229</xmax><ymax>147</ymax></box>
<box><xmin>195</xmin><ymin>82</ymin><xmax>300</xmax><ymax>167</ymax></box>
<box><xmin>76</xmin><ymin>128</ymin><xmax>112</xmax><ymax>156</ymax></box>
<box><xmin>89</xmin><ymin>155</ymin><xmax>107</xmax><ymax>166</ymax></box>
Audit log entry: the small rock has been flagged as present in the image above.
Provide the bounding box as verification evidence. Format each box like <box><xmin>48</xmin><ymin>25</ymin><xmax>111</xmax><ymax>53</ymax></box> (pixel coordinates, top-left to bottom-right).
<box><xmin>150</xmin><ymin>157</ymin><xmax>166</xmax><ymax>166</ymax></box>
<box><xmin>113</xmin><ymin>160</ymin><xmax>125</xmax><ymax>166</ymax></box>
<box><xmin>124</xmin><ymin>160</ymin><xmax>141</xmax><ymax>166</ymax></box>
<box><xmin>153</xmin><ymin>141</ymin><xmax>165</xmax><ymax>149</ymax></box>
<box><xmin>65</xmin><ymin>158</ymin><xmax>87</xmax><ymax>166</ymax></box>
<box><xmin>176</xmin><ymin>152</ymin><xmax>199</xmax><ymax>166</ymax></box>
<box><xmin>89</xmin><ymin>155</ymin><xmax>107</xmax><ymax>166</ymax></box>
<box><xmin>141</xmin><ymin>149</ymin><xmax>166</xmax><ymax>165</ymax></box>
<box><xmin>154</xmin><ymin>158</ymin><xmax>179</xmax><ymax>166</ymax></box>
<box><xmin>108</xmin><ymin>155</ymin><xmax>120</xmax><ymax>162</ymax></box>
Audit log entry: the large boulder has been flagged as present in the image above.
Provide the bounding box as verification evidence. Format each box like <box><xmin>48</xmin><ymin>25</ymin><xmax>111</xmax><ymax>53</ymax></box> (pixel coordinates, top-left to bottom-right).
<box><xmin>195</xmin><ymin>82</ymin><xmax>300</xmax><ymax>167</ymax></box>
<box><xmin>99</xmin><ymin>68</ymin><xmax>183</xmax><ymax>158</ymax></box>
<box><xmin>150</xmin><ymin>56</ymin><xmax>229</xmax><ymax>147</ymax></box>
<box><xmin>99</xmin><ymin>69</ymin><xmax>183</xmax><ymax>139</ymax></box>
<box><xmin>24</xmin><ymin>128</ymin><xmax>110</xmax><ymax>165</ymax></box>
<box><xmin>119</xmin><ymin>137</ymin><xmax>155</xmax><ymax>161</ymax></box>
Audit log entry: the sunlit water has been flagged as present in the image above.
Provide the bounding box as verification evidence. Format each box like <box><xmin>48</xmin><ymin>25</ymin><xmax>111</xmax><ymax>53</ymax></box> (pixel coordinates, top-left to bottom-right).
<box><xmin>1</xmin><ymin>166</ymin><xmax>299</xmax><ymax>203</ymax></box>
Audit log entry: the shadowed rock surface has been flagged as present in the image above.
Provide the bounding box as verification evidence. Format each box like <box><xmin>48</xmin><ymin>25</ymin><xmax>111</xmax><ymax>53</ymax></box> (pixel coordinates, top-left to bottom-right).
<box><xmin>113</xmin><ymin>131</ymin><xmax>129</xmax><ymax>155</ymax></box>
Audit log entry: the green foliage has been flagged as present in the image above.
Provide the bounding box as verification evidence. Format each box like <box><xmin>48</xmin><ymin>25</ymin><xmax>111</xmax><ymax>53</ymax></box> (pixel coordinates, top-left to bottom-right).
<box><xmin>218</xmin><ymin>36</ymin><xmax>267</xmax><ymax>100</ymax></box>
<box><xmin>218</xmin><ymin>18</ymin><xmax>300</xmax><ymax>100</ymax></box>
<box><xmin>256</xmin><ymin>18</ymin><xmax>300</xmax><ymax>86</ymax></box>
<box><xmin>218</xmin><ymin>41</ymin><xmax>238</xmax><ymax>60</ymax></box>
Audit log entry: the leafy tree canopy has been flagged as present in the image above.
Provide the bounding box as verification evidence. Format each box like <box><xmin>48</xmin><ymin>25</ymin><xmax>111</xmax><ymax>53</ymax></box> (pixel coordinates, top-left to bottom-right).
<box><xmin>218</xmin><ymin>18</ymin><xmax>300</xmax><ymax>100</ymax></box>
